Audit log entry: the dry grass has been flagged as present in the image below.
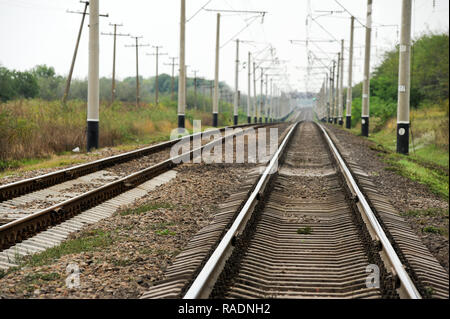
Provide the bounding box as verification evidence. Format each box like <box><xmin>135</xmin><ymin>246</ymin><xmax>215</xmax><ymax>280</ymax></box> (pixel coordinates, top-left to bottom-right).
<box><xmin>0</xmin><ymin>99</ymin><xmax>216</xmax><ymax>169</ymax></box>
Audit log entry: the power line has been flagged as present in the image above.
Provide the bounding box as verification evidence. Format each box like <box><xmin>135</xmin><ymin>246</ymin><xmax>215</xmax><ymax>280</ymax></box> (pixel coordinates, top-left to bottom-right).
<box><xmin>334</xmin><ymin>0</ymin><xmax>366</xmax><ymax>27</ymax></box>
<box><xmin>187</xmin><ymin>0</ymin><xmax>213</xmax><ymax>23</ymax></box>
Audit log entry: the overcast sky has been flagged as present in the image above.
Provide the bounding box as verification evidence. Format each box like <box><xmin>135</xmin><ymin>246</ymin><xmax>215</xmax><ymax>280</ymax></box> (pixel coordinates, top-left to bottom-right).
<box><xmin>0</xmin><ymin>0</ymin><xmax>448</xmax><ymax>93</ymax></box>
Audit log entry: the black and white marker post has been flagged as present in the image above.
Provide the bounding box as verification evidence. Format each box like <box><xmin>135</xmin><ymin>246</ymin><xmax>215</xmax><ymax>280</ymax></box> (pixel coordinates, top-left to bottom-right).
<box><xmin>346</xmin><ymin>16</ymin><xmax>355</xmax><ymax>129</ymax></box>
<box><xmin>396</xmin><ymin>0</ymin><xmax>412</xmax><ymax>154</ymax></box>
<box><xmin>87</xmin><ymin>0</ymin><xmax>99</xmax><ymax>151</ymax></box>
<box><xmin>178</xmin><ymin>0</ymin><xmax>186</xmax><ymax>129</ymax></box>
<box><xmin>361</xmin><ymin>0</ymin><xmax>373</xmax><ymax>137</ymax></box>
<box><xmin>233</xmin><ymin>39</ymin><xmax>240</xmax><ymax>126</ymax></box>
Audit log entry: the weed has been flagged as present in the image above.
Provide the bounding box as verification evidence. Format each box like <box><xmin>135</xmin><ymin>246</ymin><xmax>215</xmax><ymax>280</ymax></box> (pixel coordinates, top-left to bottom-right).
<box><xmin>422</xmin><ymin>226</ymin><xmax>446</xmax><ymax>235</ymax></box>
<box><xmin>297</xmin><ymin>226</ymin><xmax>313</xmax><ymax>235</ymax></box>
<box><xmin>19</xmin><ymin>229</ymin><xmax>114</xmax><ymax>267</ymax></box>
<box><xmin>155</xmin><ymin>229</ymin><xmax>176</xmax><ymax>236</ymax></box>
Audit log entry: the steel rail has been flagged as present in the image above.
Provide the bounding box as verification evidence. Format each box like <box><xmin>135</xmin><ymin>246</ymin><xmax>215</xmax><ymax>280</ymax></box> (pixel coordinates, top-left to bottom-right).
<box><xmin>184</xmin><ymin>122</ymin><xmax>298</xmax><ymax>299</ymax></box>
<box><xmin>0</xmin><ymin>123</ymin><xmax>256</xmax><ymax>202</ymax></box>
<box><xmin>0</xmin><ymin>124</ymin><xmax>266</xmax><ymax>250</ymax></box>
<box><xmin>317</xmin><ymin>123</ymin><xmax>421</xmax><ymax>299</ymax></box>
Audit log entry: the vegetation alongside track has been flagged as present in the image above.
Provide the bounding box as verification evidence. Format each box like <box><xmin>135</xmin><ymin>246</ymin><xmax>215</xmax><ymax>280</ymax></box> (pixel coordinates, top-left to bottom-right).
<box><xmin>0</xmin><ymin>97</ymin><xmax>245</xmax><ymax>173</ymax></box>
<box><xmin>343</xmin><ymin>32</ymin><xmax>449</xmax><ymax>200</ymax></box>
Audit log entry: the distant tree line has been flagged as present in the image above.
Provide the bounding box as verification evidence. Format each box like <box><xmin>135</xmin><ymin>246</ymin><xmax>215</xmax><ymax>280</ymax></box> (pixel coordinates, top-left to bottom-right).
<box><xmin>348</xmin><ymin>32</ymin><xmax>449</xmax><ymax>127</ymax></box>
<box><xmin>0</xmin><ymin>64</ymin><xmax>236</xmax><ymax>104</ymax></box>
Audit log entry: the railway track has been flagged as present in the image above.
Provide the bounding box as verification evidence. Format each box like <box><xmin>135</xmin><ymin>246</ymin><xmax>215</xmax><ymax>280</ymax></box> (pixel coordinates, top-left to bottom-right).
<box><xmin>143</xmin><ymin>118</ymin><xmax>448</xmax><ymax>299</ymax></box>
<box><xmin>0</xmin><ymin>122</ymin><xmax>285</xmax><ymax>268</ymax></box>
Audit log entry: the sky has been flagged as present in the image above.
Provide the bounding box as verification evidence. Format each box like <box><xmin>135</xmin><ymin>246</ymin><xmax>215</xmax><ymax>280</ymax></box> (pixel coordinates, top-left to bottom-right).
<box><xmin>0</xmin><ymin>0</ymin><xmax>448</xmax><ymax>94</ymax></box>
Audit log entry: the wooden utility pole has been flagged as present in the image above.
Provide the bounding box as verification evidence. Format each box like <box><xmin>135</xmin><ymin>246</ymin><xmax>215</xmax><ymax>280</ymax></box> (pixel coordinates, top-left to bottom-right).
<box><xmin>361</xmin><ymin>0</ymin><xmax>373</xmax><ymax>136</ymax></box>
<box><xmin>346</xmin><ymin>16</ymin><xmax>355</xmax><ymax>129</ymax></box>
<box><xmin>102</xmin><ymin>23</ymin><xmax>129</xmax><ymax>104</ymax></box>
<box><xmin>63</xmin><ymin>1</ymin><xmax>89</xmax><ymax>104</ymax></box>
<box><xmin>125</xmin><ymin>36</ymin><xmax>150</xmax><ymax>107</ymax></box>
<box><xmin>164</xmin><ymin>57</ymin><xmax>178</xmax><ymax>101</ymax></box>
<box><xmin>396</xmin><ymin>0</ymin><xmax>412</xmax><ymax>154</ymax></box>
<box><xmin>147</xmin><ymin>46</ymin><xmax>168</xmax><ymax>106</ymax></box>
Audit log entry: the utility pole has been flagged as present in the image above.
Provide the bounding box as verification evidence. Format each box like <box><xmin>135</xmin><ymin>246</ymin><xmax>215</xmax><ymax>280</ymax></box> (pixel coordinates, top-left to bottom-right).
<box><xmin>233</xmin><ymin>39</ymin><xmax>240</xmax><ymax>126</ymax></box>
<box><xmin>259</xmin><ymin>67</ymin><xmax>263</xmax><ymax>123</ymax></box>
<box><xmin>334</xmin><ymin>52</ymin><xmax>340</xmax><ymax>124</ymax></box>
<box><xmin>87</xmin><ymin>0</ymin><xmax>99</xmax><ymax>151</ymax></box>
<box><xmin>328</xmin><ymin>65</ymin><xmax>333</xmax><ymax>123</ymax></box>
<box><xmin>178</xmin><ymin>0</ymin><xmax>186</xmax><ymax>129</ymax></box>
<box><xmin>362</xmin><ymin>0</ymin><xmax>373</xmax><ymax>136</ymax></box>
<box><xmin>192</xmin><ymin>70</ymin><xmax>199</xmax><ymax>110</ymax></box>
<box><xmin>269</xmin><ymin>79</ymin><xmax>273</xmax><ymax>123</ymax></box>
<box><xmin>102</xmin><ymin>23</ymin><xmax>130</xmax><ymax>104</ymax></box>
<box><xmin>164</xmin><ymin>57</ymin><xmax>178</xmax><ymax>101</ymax></box>
<box><xmin>338</xmin><ymin>39</ymin><xmax>345</xmax><ymax>126</ymax></box>
<box><xmin>147</xmin><ymin>46</ymin><xmax>168</xmax><ymax>106</ymax></box>
<box><xmin>397</xmin><ymin>0</ymin><xmax>412</xmax><ymax>154</ymax></box>
<box><xmin>346</xmin><ymin>16</ymin><xmax>355</xmax><ymax>129</ymax></box>
<box><xmin>324</xmin><ymin>72</ymin><xmax>329</xmax><ymax>122</ymax></box>
<box><xmin>63</xmin><ymin>1</ymin><xmax>89</xmax><ymax>104</ymax></box>
<box><xmin>253</xmin><ymin>62</ymin><xmax>257</xmax><ymax>123</ymax></box>
<box><xmin>330</xmin><ymin>61</ymin><xmax>336</xmax><ymax>123</ymax></box>
<box><xmin>212</xmin><ymin>13</ymin><xmax>221</xmax><ymax>127</ymax></box>
<box><xmin>247</xmin><ymin>52</ymin><xmax>252</xmax><ymax>124</ymax></box>
<box><xmin>125</xmin><ymin>36</ymin><xmax>150</xmax><ymax>107</ymax></box>
<box><xmin>265</xmin><ymin>73</ymin><xmax>269</xmax><ymax>123</ymax></box>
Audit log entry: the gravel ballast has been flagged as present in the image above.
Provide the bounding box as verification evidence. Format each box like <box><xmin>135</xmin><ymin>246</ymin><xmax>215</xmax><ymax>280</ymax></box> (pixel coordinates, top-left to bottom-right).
<box><xmin>324</xmin><ymin>124</ymin><xmax>449</xmax><ymax>273</ymax></box>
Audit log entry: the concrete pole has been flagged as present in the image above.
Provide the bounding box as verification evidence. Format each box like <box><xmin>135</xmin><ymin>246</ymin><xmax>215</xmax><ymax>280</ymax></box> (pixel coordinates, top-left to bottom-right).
<box><xmin>334</xmin><ymin>52</ymin><xmax>340</xmax><ymax>124</ymax></box>
<box><xmin>253</xmin><ymin>62</ymin><xmax>257</xmax><ymax>123</ymax></box>
<box><xmin>325</xmin><ymin>72</ymin><xmax>328</xmax><ymax>121</ymax></box>
<box><xmin>346</xmin><ymin>16</ymin><xmax>355</xmax><ymax>129</ymax></box>
<box><xmin>259</xmin><ymin>68</ymin><xmax>263</xmax><ymax>123</ymax></box>
<box><xmin>233</xmin><ymin>39</ymin><xmax>239</xmax><ymax>125</ymax></box>
<box><xmin>193</xmin><ymin>71</ymin><xmax>198</xmax><ymax>110</ymax></box>
<box><xmin>270</xmin><ymin>78</ymin><xmax>273</xmax><ymax>122</ymax></box>
<box><xmin>397</xmin><ymin>0</ymin><xmax>412</xmax><ymax>154</ymax></box>
<box><xmin>87</xmin><ymin>0</ymin><xmax>99</xmax><ymax>151</ymax></box>
<box><xmin>247</xmin><ymin>52</ymin><xmax>251</xmax><ymax>123</ymax></box>
<box><xmin>212</xmin><ymin>13</ymin><xmax>221</xmax><ymax>127</ymax></box>
<box><xmin>328</xmin><ymin>66</ymin><xmax>333</xmax><ymax>123</ymax></box>
<box><xmin>178</xmin><ymin>0</ymin><xmax>186</xmax><ymax>128</ymax></box>
<box><xmin>265</xmin><ymin>73</ymin><xmax>268</xmax><ymax>123</ymax></box>
<box><xmin>338</xmin><ymin>39</ymin><xmax>345</xmax><ymax>125</ymax></box>
<box><xmin>361</xmin><ymin>0</ymin><xmax>373</xmax><ymax>136</ymax></box>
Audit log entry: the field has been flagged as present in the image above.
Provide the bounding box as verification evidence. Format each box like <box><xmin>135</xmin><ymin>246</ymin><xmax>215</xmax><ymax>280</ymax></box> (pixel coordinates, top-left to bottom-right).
<box><xmin>0</xmin><ymin>96</ymin><xmax>244</xmax><ymax>173</ymax></box>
